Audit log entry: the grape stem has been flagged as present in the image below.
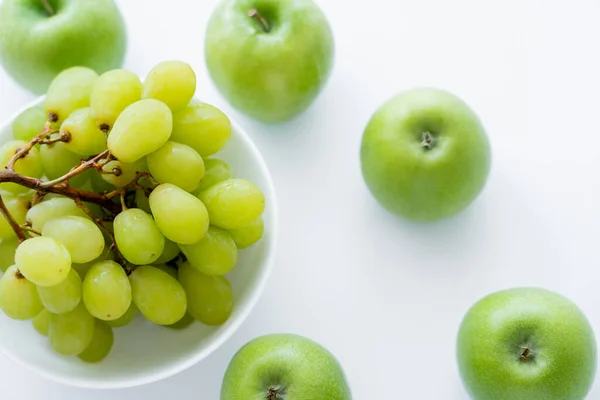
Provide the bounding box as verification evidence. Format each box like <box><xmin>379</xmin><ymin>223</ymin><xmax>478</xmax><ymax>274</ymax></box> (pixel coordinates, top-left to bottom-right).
<box><xmin>30</xmin><ymin>192</ymin><xmax>44</xmax><ymax>207</ymax></box>
<box><xmin>0</xmin><ymin>134</ymin><xmax>121</xmax><ymax>213</ymax></box>
<box><xmin>0</xmin><ymin>129</ymin><xmax>159</xmax><ymax>264</ymax></box>
<box><xmin>0</xmin><ymin>194</ymin><xmax>26</xmax><ymax>242</ymax></box>
<box><xmin>40</xmin><ymin>149</ymin><xmax>113</xmax><ymax>188</ymax></box>
<box><xmin>0</xmin><ymin>169</ymin><xmax>121</xmax><ymax>214</ymax></box>
<box><xmin>20</xmin><ymin>224</ymin><xmax>41</xmax><ymax>237</ymax></box>
<box><xmin>105</xmin><ymin>171</ymin><xmax>158</xmax><ymax>200</ymax></box>
<box><xmin>6</xmin><ymin>126</ymin><xmax>57</xmax><ymax>171</ymax></box>
<box><xmin>38</xmin><ymin>131</ymin><xmax>69</xmax><ymax>145</ymax></box>
<box><xmin>120</xmin><ymin>192</ymin><xmax>128</xmax><ymax>211</ymax></box>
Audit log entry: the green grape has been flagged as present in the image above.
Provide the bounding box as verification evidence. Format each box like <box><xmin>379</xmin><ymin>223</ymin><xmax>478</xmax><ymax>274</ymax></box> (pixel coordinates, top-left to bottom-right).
<box><xmin>37</xmin><ymin>269</ymin><xmax>81</xmax><ymax>314</ymax></box>
<box><xmin>82</xmin><ymin>260</ymin><xmax>131</xmax><ymax>321</ymax></box>
<box><xmin>0</xmin><ymin>194</ymin><xmax>29</xmax><ymax>240</ymax></box>
<box><xmin>142</xmin><ymin>61</ymin><xmax>196</xmax><ymax>112</ymax></box>
<box><xmin>32</xmin><ymin>309</ymin><xmax>51</xmax><ymax>336</ymax></box>
<box><xmin>14</xmin><ymin>189</ymin><xmax>35</xmax><ymax>202</ymax></box>
<box><xmin>0</xmin><ymin>238</ymin><xmax>18</xmax><ymax>272</ymax></box>
<box><xmin>49</xmin><ymin>302</ymin><xmax>95</xmax><ymax>356</ymax></box>
<box><xmin>171</xmin><ymin>103</ymin><xmax>232</xmax><ymax>157</ymax></box>
<box><xmin>72</xmin><ymin>262</ymin><xmax>93</xmax><ymax>279</ymax></box>
<box><xmin>129</xmin><ymin>265</ymin><xmax>187</xmax><ymax>325</ymax></box>
<box><xmin>195</xmin><ymin>158</ymin><xmax>233</xmax><ymax>193</ymax></box>
<box><xmin>82</xmin><ymin>197</ymin><xmax>104</xmax><ymax>216</ymax></box>
<box><xmin>39</xmin><ymin>193</ymin><xmax>61</xmax><ymax>201</ymax></box>
<box><xmin>179</xmin><ymin>226</ymin><xmax>237</xmax><ymax>276</ymax></box>
<box><xmin>72</xmin><ymin>251</ymin><xmax>111</xmax><ymax>279</ymax></box>
<box><xmin>149</xmin><ymin>183</ymin><xmax>209</xmax><ymax>244</ymax></box>
<box><xmin>155</xmin><ymin>263</ymin><xmax>178</xmax><ymax>279</ymax></box>
<box><xmin>0</xmin><ymin>265</ymin><xmax>43</xmax><ymax>320</ymax></box>
<box><xmin>0</xmin><ymin>140</ymin><xmax>43</xmax><ymax>194</ymax></box>
<box><xmin>228</xmin><ymin>217</ymin><xmax>265</xmax><ymax>249</ymax></box>
<box><xmin>90</xmin><ymin>69</ymin><xmax>143</xmax><ymax>130</ymax></box>
<box><xmin>134</xmin><ymin>189</ymin><xmax>151</xmax><ymax>213</ymax></box>
<box><xmin>106</xmin><ymin>302</ymin><xmax>138</xmax><ymax>328</ymax></box>
<box><xmin>114</xmin><ymin>208</ymin><xmax>165</xmax><ymax>265</ymax></box>
<box><xmin>155</xmin><ymin>238</ymin><xmax>180</xmax><ymax>264</ymax></box>
<box><xmin>26</xmin><ymin>197</ymin><xmax>90</xmax><ymax>231</ymax></box>
<box><xmin>69</xmin><ymin>169</ymin><xmax>95</xmax><ymax>190</ymax></box>
<box><xmin>165</xmin><ymin>313</ymin><xmax>194</xmax><ymax>330</ymax></box>
<box><xmin>198</xmin><ymin>179</ymin><xmax>265</xmax><ymax>229</ymax></box>
<box><xmin>41</xmin><ymin>216</ymin><xmax>105</xmax><ymax>263</ymax></box>
<box><xmin>60</xmin><ymin>107</ymin><xmax>107</xmax><ymax>157</ymax></box>
<box><xmin>90</xmin><ymin>168</ymin><xmax>115</xmax><ymax>194</ymax></box>
<box><xmin>102</xmin><ymin>220</ymin><xmax>115</xmax><ymax>238</ymax></box>
<box><xmin>40</xmin><ymin>140</ymin><xmax>88</xmax><ymax>188</ymax></box>
<box><xmin>146</xmin><ymin>141</ymin><xmax>205</xmax><ymax>192</ymax></box>
<box><xmin>44</xmin><ymin>66</ymin><xmax>99</xmax><ymax>124</ymax></box>
<box><xmin>15</xmin><ymin>237</ymin><xmax>71</xmax><ymax>287</ymax></box>
<box><xmin>50</xmin><ymin>194</ymin><xmax>106</xmax><ymax>216</ymax></box>
<box><xmin>107</xmin><ymin>99</ymin><xmax>173</xmax><ymax>164</ymax></box>
<box><xmin>178</xmin><ymin>262</ymin><xmax>233</xmax><ymax>326</ymax></box>
<box><xmin>101</xmin><ymin>158</ymin><xmax>147</xmax><ymax>187</ymax></box>
<box><xmin>71</xmin><ymin>259</ymin><xmax>91</xmax><ymax>279</ymax></box>
<box><xmin>13</xmin><ymin>106</ymin><xmax>46</xmax><ymax>141</ymax></box>
<box><xmin>78</xmin><ymin>320</ymin><xmax>114</xmax><ymax>363</ymax></box>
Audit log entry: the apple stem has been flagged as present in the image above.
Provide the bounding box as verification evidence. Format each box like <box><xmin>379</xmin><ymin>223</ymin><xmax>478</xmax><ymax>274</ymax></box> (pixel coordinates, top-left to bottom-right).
<box><xmin>420</xmin><ymin>131</ymin><xmax>436</xmax><ymax>150</ymax></box>
<box><xmin>267</xmin><ymin>387</ymin><xmax>282</xmax><ymax>400</ymax></box>
<box><xmin>248</xmin><ymin>9</ymin><xmax>271</xmax><ymax>33</ymax></box>
<box><xmin>40</xmin><ymin>0</ymin><xmax>55</xmax><ymax>16</ymax></box>
<box><xmin>520</xmin><ymin>346</ymin><xmax>534</xmax><ymax>362</ymax></box>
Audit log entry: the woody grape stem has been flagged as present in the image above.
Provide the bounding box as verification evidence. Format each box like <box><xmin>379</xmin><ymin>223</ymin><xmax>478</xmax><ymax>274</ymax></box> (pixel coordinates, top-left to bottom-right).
<box><xmin>0</xmin><ymin>194</ymin><xmax>26</xmax><ymax>242</ymax></box>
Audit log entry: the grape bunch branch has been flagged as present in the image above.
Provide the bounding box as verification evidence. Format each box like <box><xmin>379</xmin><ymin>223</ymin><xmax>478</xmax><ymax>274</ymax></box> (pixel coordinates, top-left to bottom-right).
<box><xmin>0</xmin><ymin>125</ymin><xmax>142</xmax><ymax>263</ymax></box>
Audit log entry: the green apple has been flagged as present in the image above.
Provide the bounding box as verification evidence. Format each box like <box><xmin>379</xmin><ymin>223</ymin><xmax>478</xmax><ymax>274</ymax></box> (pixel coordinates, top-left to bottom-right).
<box><xmin>457</xmin><ymin>287</ymin><xmax>597</xmax><ymax>400</ymax></box>
<box><xmin>204</xmin><ymin>0</ymin><xmax>334</xmax><ymax>123</ymax></box>
<box><xmin>360</xmin><ymin>88</ymin><xmax>491</xmax><ymax>221</ymax></box>
<box><xmin>221</xmin><ymin>333</ymin><xmax>352</xmax><ymax>399</ymax></box>
<box><xmin>0</xmin><ymin>0</ymin><xmax>127</xmax><ymax>94</ymax></box>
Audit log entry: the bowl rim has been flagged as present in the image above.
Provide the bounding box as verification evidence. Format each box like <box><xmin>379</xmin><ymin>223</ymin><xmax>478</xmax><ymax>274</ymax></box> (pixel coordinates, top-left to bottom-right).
<box><xmin>0</xmin><ymin>96</ymin><xmax>279</xmax><ymax>389</ymax></box>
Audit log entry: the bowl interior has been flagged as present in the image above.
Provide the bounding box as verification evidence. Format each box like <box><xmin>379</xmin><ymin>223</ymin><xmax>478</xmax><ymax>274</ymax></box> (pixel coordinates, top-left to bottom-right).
<box><xmin>0</xmin><ymin>98</ymin><xmax>277</xmax><ymax>388</ymax></box>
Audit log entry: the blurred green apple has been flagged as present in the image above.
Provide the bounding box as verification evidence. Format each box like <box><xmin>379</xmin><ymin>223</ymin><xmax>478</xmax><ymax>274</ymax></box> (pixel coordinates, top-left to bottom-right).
<box><xmin>360</xmin><ymin>88</ymin><xmax>491</xmax><ymax>221</ymax></box>
<box><xmin>221</xmin><ymin>333</ymin><xmax>352</xmax><ymax>399</ymax></box>
<box><xmin>0</xmin><ymin>0</ymin><xmax>127</xmax><ymax>94</ymax></box>
<box><xmin>205</xmin><ymin>0</ymin><xmax>334</xmax><ymax>123</ymax></box>
<box><xmin>457</xmin><ymin>287</ymin><xmax>597</xmax><ymax>400</ymax></box>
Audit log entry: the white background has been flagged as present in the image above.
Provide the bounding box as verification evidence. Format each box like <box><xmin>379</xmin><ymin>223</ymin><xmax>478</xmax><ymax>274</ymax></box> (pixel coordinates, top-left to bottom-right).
<box><xmin>1</xmin><ymin>0</ymin><xmax>599</xmax><ymax>398</ymax></box>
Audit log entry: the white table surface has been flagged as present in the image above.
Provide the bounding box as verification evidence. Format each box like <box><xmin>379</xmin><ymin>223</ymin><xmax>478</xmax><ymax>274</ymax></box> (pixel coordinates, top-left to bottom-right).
<box><xmin>1</xmin><ymin>0</ymin><xmax>600</xmax><ymax>398</ymax></box>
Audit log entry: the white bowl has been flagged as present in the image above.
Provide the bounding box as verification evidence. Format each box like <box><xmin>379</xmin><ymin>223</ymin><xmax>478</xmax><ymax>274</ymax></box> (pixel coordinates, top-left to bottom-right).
<box><xmin>0</xmin><ymin>97</ymin><xmax>278</xmax><ymax>389</ymax></box>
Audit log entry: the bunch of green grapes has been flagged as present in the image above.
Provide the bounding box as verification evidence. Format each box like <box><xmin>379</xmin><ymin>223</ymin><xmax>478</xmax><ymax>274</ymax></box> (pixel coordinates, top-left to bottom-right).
<box><xmin>0</xmin><ymin>61</ymin><xmax>266</xmax><ymax>363</ymax></box>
